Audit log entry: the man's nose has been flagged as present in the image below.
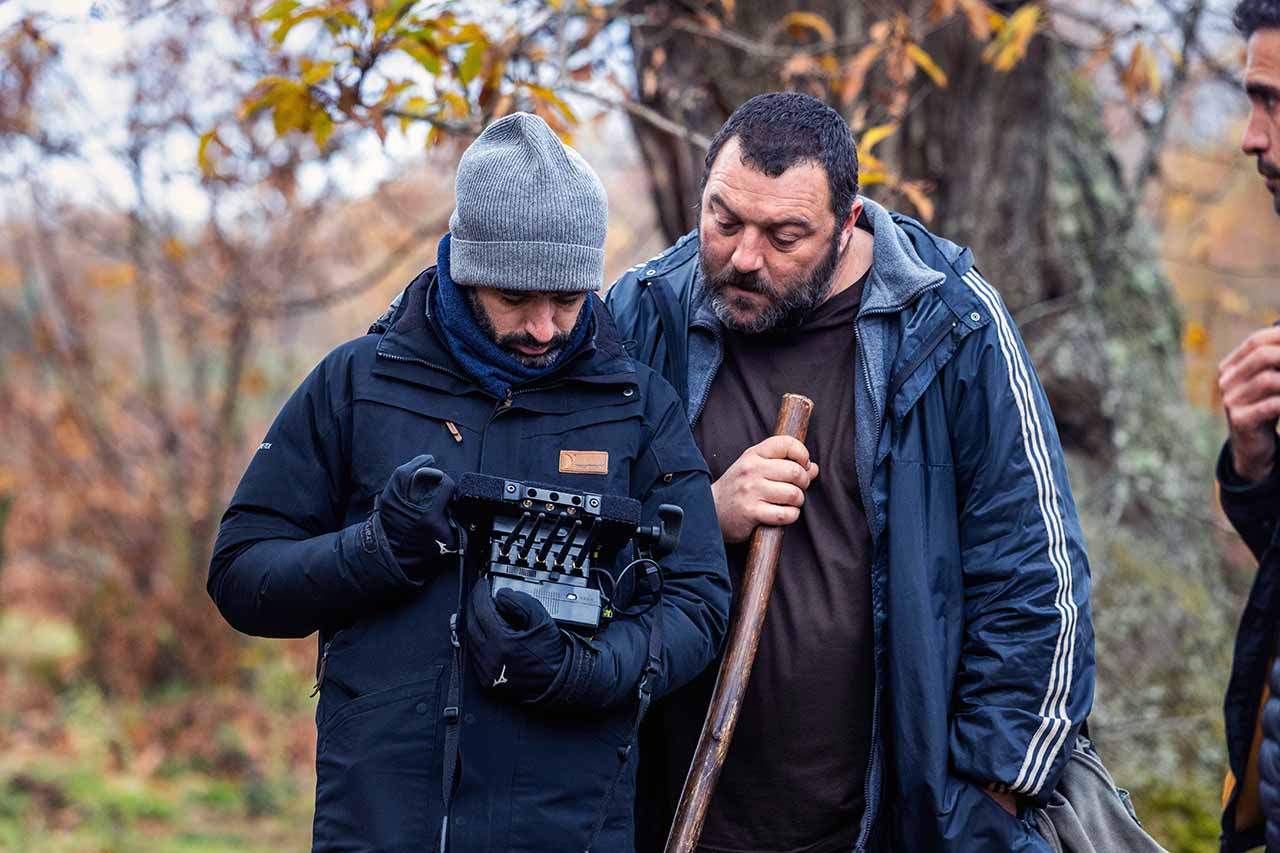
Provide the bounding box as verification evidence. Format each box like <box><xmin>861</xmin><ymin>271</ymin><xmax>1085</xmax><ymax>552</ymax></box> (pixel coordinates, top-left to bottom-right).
<box><xmin>1243</xmin><ymin>105</ymin><xmax>1270</xmax><ymax>157</ymax></box>
<box><xmin>523</xmin><ymin>303</ymin><xmax>556</xmax><ymax>343</ymax></box>
<box><xmin>730</xmin><ymin>230</ymin><xmax>766</xmax><ymax>274</ymax></box>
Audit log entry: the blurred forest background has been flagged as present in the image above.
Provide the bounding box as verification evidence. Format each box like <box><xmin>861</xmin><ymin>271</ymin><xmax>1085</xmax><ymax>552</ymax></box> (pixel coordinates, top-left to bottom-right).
<box><xmin>1</xmin><ymin>0</ymin><xmax>1277</xmax><ymax>850</ymax></box>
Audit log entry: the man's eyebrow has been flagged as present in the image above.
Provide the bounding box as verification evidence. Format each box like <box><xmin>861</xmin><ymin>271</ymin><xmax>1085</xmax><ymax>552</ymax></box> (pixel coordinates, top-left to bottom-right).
<box><xmin>708</xmin><ymin>193</ymin><xmax>815</xmax><ymax>232</ymax></box>
<box><xmin>769</xmin><ymin>216</ymin><xmax>816</xmax><ymax>233</ymax></box>
<box><xmin>708</xmin><ymin>193</ymin><xmax>741</xmax><ymax>221</ymax></box>
<box><xmin>1246</xmin><ymin>81</ymin><xmax>1280</xmax><ymax>102</ymax></box>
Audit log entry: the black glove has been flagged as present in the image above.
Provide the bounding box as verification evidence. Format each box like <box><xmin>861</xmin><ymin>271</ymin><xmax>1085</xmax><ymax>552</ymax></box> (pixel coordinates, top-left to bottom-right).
<box><xmin>1261</xmin><ymin>657</ymin><xmax>1280</xmax><ymax>848</ymax></box>
<box><xmin>466</xmin><ymin>580</ymin><xmax>570</xmax><ymax>703</ymax></box>
<box><xmin>373</xmin><ymin>454</ymin><xmax>456</xmax><ymax>579</ymax></box>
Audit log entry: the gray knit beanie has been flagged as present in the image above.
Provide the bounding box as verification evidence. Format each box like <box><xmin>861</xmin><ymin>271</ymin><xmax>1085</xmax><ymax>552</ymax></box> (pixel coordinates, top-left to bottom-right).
<box><xmin>448</xmin><ymin>112</ymin><xmax>608</xmax><ymax>292</ymax></box>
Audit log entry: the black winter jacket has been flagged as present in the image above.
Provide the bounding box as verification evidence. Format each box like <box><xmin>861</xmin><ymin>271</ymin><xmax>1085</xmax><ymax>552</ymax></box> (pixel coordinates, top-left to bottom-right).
<box><xmin>208</xmin><ymin>268</ymin><xmax>730</xmax><ymax>852</ymax></box>
<box><xmin>1220</xmin><ymin>436</ymin><xmax>1280</xmax><ymax>852</ymax></box>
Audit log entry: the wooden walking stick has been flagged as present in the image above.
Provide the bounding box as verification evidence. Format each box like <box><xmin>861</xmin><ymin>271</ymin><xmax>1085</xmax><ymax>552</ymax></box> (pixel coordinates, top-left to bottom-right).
<box><xmin>664</xmin><ymin>393</ymin><xmax>815</xmax><ymax>853</ymax></box>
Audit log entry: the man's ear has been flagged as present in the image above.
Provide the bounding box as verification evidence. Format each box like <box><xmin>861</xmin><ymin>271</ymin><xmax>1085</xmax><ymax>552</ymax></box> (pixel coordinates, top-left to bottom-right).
<box><xmin>837</xmin><ymin>197</ymin><xmax>862</xmax><ymax>254</ymax></box>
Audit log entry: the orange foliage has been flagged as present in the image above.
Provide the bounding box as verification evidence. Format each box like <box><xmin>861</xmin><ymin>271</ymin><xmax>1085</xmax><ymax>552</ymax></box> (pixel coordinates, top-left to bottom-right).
<box><xmin>1159</xmin><ymin>141</ymin><xmax>1280</xmax><ymax>409</ymax></box>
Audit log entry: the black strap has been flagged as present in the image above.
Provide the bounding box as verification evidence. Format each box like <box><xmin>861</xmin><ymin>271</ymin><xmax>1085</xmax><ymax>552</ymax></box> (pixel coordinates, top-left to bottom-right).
<box><xmin>646</xmin><ymin>278</ymin><xmax>689</xmax><ymax>409</ymax></box>
<box><xmin>438</xmin><ymin>525</ymin><xmax>469</xmax><ymax>853</ymax></box>
<box><xmin>583</xmin><ymin>606</ymin><xmax>664</xmax><ymax>852</ymax></box>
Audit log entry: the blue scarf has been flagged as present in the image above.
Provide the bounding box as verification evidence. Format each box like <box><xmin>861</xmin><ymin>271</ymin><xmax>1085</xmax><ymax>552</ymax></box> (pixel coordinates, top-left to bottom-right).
<box><xmin>430</xmin><ymin>233</ymin><xmax>596</xmax><ymax>398</ymax></box>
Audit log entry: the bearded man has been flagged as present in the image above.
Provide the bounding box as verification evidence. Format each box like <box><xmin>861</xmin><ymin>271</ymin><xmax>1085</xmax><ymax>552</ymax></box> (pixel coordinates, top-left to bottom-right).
<box><xmin>209</xmin><ymin>112</ymin><xmax>730</xmax><ymax>852</ymax></box>
<box><xmin>607</xmin><ymin>92</ymin><xmax>1095</xmax><ymax>852</ymax></box>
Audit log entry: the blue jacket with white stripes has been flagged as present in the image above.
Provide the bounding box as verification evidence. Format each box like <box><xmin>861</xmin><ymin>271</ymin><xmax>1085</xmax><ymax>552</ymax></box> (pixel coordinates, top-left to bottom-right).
<box><xmin>606</xmin><ymin>197</ymin><xmax>1095</xmax><ymax>851</ymax></box>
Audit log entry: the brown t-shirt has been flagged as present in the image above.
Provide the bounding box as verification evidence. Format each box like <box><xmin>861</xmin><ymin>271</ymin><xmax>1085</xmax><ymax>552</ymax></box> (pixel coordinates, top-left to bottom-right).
<box><xmin>669</xmin><ymin>271</ymin><xmax>874</xmax><ymax>853</ymax></box>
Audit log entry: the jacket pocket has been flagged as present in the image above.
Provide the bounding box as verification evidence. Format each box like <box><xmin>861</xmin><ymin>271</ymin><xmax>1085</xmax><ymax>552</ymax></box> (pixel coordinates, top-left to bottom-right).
<box><xmin>506</xmin><ymin>703</ymin><xmax>639</xmax><ymax>853</ymax></box>
<box><xmin>312</xmin><ymin>667</ymin><xmax>445</xmax><ymax>852</ymax></box>
<box><xmin>938</xmin><ymin>778</ymin><xmax>1052</xmax><ymax>852</ymax></box>
<box><xmin>516</xmin><ymin>400</ymin><xmax>645</xmax><ymax>496</ymax></box>
<box><xmin>1028</xmin><ymin>736</ymin><xmax>1167</xmax><ymax>853</ymax></box>
<box><xmin>349</xmin><ymin>387</ymin><xmax>484</xmax><ymax>505</ymax></box>
<box><xmin>518</xmin><ymin>396</ymin><xmax>644</xmax><ymax>439</ymax></box>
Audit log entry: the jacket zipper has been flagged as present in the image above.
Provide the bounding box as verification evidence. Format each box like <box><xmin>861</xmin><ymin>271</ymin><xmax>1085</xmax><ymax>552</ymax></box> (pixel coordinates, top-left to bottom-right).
<box><xmin>853</xmin><ymin>282</ymin><xmax>943</xmax><ymax>452</ymax></box>
<box><xmin>688</xmin><ymin>320</ymin><xmax>723</xmax><ymax>428</ymax></box>
<box><xmin>310</xmin><ymin>638</ymin><xmax>333</xmax><ymax>698</ymax></box>
<box><xmin>375</xmin><ymin>348</ymin><xmax>469</xmax><ymax>382</ymax></box>
<box><xmin>852</xmin><ymin>318</ymin><xmax>883</xmax><ymax>853</ymax></box>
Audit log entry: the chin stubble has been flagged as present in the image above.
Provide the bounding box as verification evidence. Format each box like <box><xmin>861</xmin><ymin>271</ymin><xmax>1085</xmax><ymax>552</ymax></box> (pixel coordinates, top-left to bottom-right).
<box><xmin>703</xmin><ymin>235</ymin><xmax>842</xmax><ymax>334</ymax></box>
<box><xmin>464</xmin><ymin>288</ymin><xmax>569</xmax><ymax>368</ymax></box>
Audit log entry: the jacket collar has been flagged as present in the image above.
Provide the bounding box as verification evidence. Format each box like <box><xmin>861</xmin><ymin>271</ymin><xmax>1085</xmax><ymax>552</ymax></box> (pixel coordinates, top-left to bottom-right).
<box><xmin>855</xmin><ymin>196</ymin><xmax>947</xmax><ymax>314</ymax></box>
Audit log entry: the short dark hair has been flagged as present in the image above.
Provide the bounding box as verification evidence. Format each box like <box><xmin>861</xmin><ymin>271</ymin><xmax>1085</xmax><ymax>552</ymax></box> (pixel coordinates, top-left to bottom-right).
<box><xmin>1235</xmin><ymin>0</ymin><xmax>1280</xmax><ymax>37</ymax></box>
<box><xmin>702</xmin><ymin>92</ymin><xmax>859</xmax><ymax>227</ymax></box>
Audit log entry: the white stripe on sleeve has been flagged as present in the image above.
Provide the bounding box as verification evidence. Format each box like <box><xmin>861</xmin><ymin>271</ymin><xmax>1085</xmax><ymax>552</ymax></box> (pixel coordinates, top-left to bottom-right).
<box><xmin>962</xmin><ymin>270</ymin><xmax>1079</xmax><ymax>796</ymax></box>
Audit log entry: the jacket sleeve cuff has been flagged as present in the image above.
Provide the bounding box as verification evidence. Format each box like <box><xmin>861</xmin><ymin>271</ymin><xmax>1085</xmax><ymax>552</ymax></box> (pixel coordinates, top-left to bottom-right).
<box><xmin>1218</xmin><ymin>437</ymin><xmax>1280</xmax><ymax>523</ymax></box>
<box><xmin>1219</xmin><ymin>436</ymin><xmax>1280</xmax><ymax>493</ymax></box>
<box><xmin>951</xmin><ymin>708</ymin><xmax>1080</xmax><ymax>802</ymax></box>
<box><xmin>533</xmin><ymin>638</ymin><xmax>591</xmax><ymax>708</ymax></box>
<box><xmin>537</xmin><ymin>634</ymin><xmax>638</xmax><ymax>711</ymax></box>
<box><xmin>337</xmin><ymin>514</ymin><xmax>425</xmax><ymax>599</ymax></box>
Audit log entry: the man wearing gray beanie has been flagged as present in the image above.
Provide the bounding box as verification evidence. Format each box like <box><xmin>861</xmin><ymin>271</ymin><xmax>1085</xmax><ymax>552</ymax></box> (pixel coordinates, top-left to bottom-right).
<box><xmin>209</xmin><ymin>112</ymin><xmax>730</xmax><ymax>852</ymax></box>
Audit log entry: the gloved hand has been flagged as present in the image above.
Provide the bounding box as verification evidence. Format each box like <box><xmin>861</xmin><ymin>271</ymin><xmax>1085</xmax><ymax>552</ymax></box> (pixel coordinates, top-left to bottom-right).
<box><xmin>372</xmin><ymin>454</ymin><xmax>456</xmax><ymax>579</ymax></box>
<box><xmin>1261</xmin><ymin>656</ymin><xmax>1280</xmax><ymax>849</ymax></box>
<box><xmin>466</xmin><ymin>580</ymin><xmax>570</xmax><ymax>703</ymax></box>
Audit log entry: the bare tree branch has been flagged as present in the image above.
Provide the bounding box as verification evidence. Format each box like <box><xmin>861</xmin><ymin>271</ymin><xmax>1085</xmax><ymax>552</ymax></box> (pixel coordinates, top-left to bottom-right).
<box><xmin>264</xmin><ymin>211</ymin><xmax>453</xmax><ymax>314</ymax></box>
<box><xmin>1129</xmin><ymin>0</ymin><xmax>1209</xmax><ymax>208</ymax></box>
<box><xmin>1163</xmin><ymin>253</ymin><xmax>1280</xmax><ymax>281</ymax></box>
<box><xmin>554</xmin><ymin>0</ymin><xmax>574</xmax><ymax>86</ymax></box>
<box><xmin>561</xmin><ymin>83</ymin><xmax>710</xmax><ymax>149</ymax></box>
<box><xmin>378</xmin><ymin>106</ymin><xmax>484</xmax><ymax>137</ymax></box>
<box><xmin>663</xmin><ymin>8</ymin><xmax>950</xmax><ymax>60</ymax></box>
<box><xmin>23</xmin><ymin>183</ymin><xmax>131</xmax><ymax>483</ymax></box>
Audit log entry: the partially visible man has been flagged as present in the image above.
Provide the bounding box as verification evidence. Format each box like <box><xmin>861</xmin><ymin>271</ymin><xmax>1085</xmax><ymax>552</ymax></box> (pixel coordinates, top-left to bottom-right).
<box><xmin>208</xmin><ymin>112</ymin><xmax>730</xmax><ymax>852</ymax></box>
<box><xmin>1220</xmin><ymin>5</ymin><xmax>1280</xmax><ymax>850</ymax></box>
<box><xmin>608</xmin><ymin>92</ymin><xmax>1095</xmax><ymax>851</ymax></box>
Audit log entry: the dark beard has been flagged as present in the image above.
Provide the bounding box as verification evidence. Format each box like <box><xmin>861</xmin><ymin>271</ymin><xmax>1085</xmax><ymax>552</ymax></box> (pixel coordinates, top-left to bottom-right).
<box><xmin>1260</xmin><ymin>157</ymin><xmax>1280</xmax><ymax>214</ymax></box>
<box><xmin>465</xmin><ymin>289</ymin><xmax>572</xmax><ymax>368</ymax></box>
<box><xmin>702</xmin><ymin>235</ymin><xmax>843</xmax><ymax>335</ymax></box>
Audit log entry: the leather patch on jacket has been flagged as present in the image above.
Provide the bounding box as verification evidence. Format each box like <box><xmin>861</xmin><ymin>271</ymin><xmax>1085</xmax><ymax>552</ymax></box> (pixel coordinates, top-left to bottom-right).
<box><xmin>559</xmin><ymin>450</ymin><xmax>609</xmax><ymax>475</ymax></box>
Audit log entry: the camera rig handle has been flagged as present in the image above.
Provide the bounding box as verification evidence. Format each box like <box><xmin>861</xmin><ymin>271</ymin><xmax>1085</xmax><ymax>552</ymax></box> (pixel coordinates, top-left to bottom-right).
<box><xmin>636</xmin><ymin>504</ymin><xmax>683</xmax><ymax>559</ymax></box>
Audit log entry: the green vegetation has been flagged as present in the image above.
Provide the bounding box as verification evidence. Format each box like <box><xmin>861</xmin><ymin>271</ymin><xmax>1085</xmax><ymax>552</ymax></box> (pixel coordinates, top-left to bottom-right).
<box><xmin>0</xmin><ymin>612</ymin><xmax>314</xmax><ymax>851</ymax></box>
<box><xmin>1138</xmin><ymin>785</ymin><xmax>1224</xmax><ymax>853</ymax></box>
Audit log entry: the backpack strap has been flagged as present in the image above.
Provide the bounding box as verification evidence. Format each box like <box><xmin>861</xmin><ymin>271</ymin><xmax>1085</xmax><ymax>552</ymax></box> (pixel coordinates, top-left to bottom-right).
<box><xmin>644</xmin><ymin>278</ymin><xmax>690</xmax><ymax>410</ymax></box>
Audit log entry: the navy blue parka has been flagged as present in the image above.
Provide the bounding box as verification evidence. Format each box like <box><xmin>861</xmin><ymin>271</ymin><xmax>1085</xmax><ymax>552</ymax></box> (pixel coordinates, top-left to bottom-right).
<box><xmin>607</xmin><ymin>198</ymin><xmax>1095</xmax><ymax>852</ymax></box>
<box><xmin>208</xmin><ymin>269</ymin><xmax>731</xmax><ymax>852</ymax></box>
